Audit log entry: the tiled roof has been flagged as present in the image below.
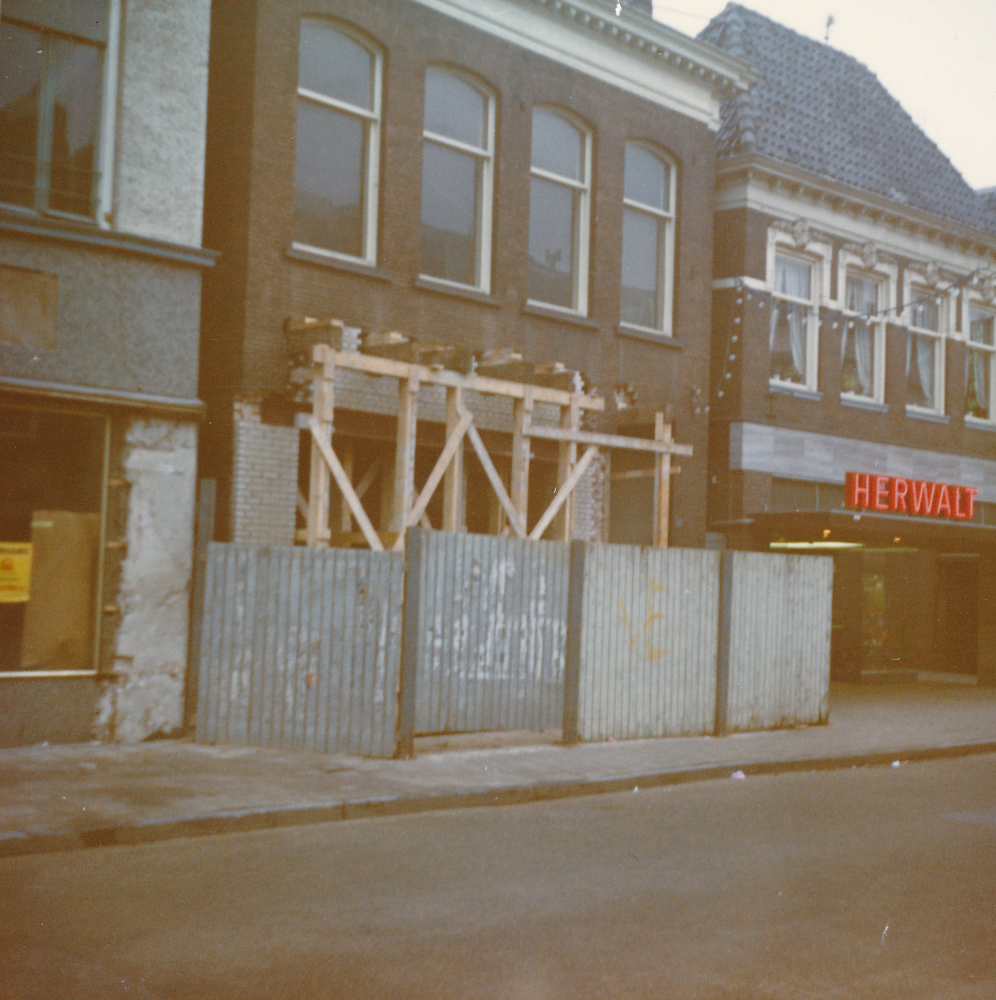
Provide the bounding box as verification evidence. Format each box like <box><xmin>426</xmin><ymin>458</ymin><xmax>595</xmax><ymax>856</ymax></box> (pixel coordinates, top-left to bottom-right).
<box><xmin>699</xmin><ymin>4</ymin><xmax>996</xmax><ymax>237</ymax></box>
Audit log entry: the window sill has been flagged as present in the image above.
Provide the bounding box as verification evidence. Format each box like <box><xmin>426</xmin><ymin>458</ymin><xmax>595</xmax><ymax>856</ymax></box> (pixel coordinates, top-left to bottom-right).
<box><xmin>0</xmin><ymin>208</ymin><xmax>218</xmax><ymax>268</ymax></box>
<box><xmin>840</xmin><ymin>394</ymin><xmax>888</xmax><ymax>413</ymax></box>
<box><xmin>523</xmin><ymin>300</ymin><xmax>600</xmax><ymax>330</ymax></box>
<box><xmin>286</xmin><ymin>244</ymin><xmax>391</xmax><ymax>281</ymax></box>
<box><xmin>616</xmin><ymin>323</ymin><xmax>682</xmax><ymax>347</ymax></box>
<box><xmin>906</xmin><ymin>406</ymin><xmax>949</xmax><ymax>424</ymax></box>
<box><xmin>413</xmin><ymin>275</ymin><xmax>500</xmax><ymax>306</ymax></box>
<box><xmin>769</xmin><ymin>381</ymin><xmax>821</xmax><ymax>401</ymax></box>
<box><xmin>965</xmin><ymin>415</ymin><xmax>996</xmax><ymax>433</ymax></box>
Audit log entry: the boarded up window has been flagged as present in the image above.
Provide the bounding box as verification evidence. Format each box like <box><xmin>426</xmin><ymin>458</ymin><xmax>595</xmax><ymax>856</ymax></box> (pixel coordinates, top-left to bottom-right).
<box><xmin>0</xmin><ymin>265</ymin><xmax>57</xmax><ymax>351</ymax></box>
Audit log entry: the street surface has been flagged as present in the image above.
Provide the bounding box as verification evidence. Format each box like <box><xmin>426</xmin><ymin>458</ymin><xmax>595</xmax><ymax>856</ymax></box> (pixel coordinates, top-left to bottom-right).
<box><xmin>1</xmin><ymin>755</ymin><xmax>994</xmax><ymax>999</ymax></box>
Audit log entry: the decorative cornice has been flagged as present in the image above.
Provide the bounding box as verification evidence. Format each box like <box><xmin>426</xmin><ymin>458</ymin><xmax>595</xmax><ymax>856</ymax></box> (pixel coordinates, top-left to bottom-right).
<box><xmin>522</xmin><ymin>0</ymin><xmax>754</xmax><ymax>94</ymax></box>
<box><xmin>412</xmin><ymin>0</ymin><xmax>754</xmax><ymax>106</ymax></box>
<box><xmin>716</xmin><ymin>153</ymin><xmax>996</xmax><ymax>259</ymax></box>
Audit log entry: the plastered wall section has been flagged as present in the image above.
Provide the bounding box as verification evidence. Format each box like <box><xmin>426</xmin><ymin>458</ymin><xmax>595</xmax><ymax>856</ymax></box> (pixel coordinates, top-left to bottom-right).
<box><xmin>96</xmin><ymin>419</ymin><xmax>197</xmax><ymax>742</ymax></box>
<box><xmin>114</xmin><ymin>0</ymin><xmax>211</xmax><ymax>246</ymax></box>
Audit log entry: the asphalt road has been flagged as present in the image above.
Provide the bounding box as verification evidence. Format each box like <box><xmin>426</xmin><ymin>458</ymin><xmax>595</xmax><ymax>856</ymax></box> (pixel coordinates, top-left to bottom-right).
<box><xmin>1</xmin><ymin>755</ymin><xmax>994</xmax><ymax>999</ymax></box>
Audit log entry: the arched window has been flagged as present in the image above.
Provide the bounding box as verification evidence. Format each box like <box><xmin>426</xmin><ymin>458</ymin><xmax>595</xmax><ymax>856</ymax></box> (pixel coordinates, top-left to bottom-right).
<box><xmin>419</xmin><ymin>67</ymin><xmax>494</xmax><ymax>290</ymax></box>
<box><xmin>293</xmin><ymin>20</ymin><xmax>381</xmax><ymax>262</ymax></box>
<box><xmin>528</xmin><ymin>107</ymin><xmax>591</xmax><ymax>314</ymax></box>
<box><xmin>620</xmin><ymin>142</ymin><xmax>675</xmax><ymax>335</ymax></box>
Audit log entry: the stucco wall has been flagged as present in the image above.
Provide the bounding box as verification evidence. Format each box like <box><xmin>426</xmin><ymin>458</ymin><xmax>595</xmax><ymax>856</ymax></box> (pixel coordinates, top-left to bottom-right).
<box><xmin>0</xmin><ymin>238</ymin><xmax>201</xmax><ymax>398</ymax></box>
<box><xmin>114</xmin><ymin>0</ymin><xmax>212</xmax><ymax>246</ymax></box>
<box><xmin>96</xmin><ymin>418</ymin><xmax>197</xmax><ymax>742</ymax></box>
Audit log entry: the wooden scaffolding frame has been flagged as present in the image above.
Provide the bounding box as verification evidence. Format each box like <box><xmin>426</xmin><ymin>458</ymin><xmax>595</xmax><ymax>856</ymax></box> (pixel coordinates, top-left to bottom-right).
<box><xmin>305</xmin><ymin>344</ymin><xmax>692</xmax><ymax>551</ymax></box>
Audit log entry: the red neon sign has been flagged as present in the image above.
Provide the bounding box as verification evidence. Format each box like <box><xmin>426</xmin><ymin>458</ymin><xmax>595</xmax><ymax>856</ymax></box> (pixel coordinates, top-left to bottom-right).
<box><xmin>845</xmin><ymin>472</ymin><xmax>978</xmax><ymax>520</ymax></box>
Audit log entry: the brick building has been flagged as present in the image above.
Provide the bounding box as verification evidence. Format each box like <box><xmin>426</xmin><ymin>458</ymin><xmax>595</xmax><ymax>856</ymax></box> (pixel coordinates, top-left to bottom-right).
<box><xmin>700</xmin><ymin>5</ymin><xmax>996</xmax><ymax>682</ymax></box>
<box><xmin>198</xmin><ymin>0</ymin><xmax>752</xmax><ymax>550</ymax></box>
<box><xmin>0</xmin><ymin>0</ymin><xmax>213</xmax><ymax>744</ymax></box>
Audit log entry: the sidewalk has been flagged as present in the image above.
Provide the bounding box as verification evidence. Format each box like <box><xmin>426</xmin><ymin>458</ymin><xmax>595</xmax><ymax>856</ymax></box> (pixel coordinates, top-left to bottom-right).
<box><xmin>1</xmin><ymin>681</ymin><xmax>994</xmax><ymax>859</ymax></box>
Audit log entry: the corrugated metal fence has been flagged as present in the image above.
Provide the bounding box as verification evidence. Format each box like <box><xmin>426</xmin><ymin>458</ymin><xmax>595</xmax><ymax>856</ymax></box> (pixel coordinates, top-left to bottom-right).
<box><xmin>411</xmin><ymin>531</ymin><xmax>569</xmax><ymax>734</ymax></box>
<box><xmin>194</xmin><ymin>534</ymin><xmax>833</xmax><ymax>757</ymax></box>
<box><xmin>575</xmin><ymin>545</ymin><xmax>720</xmax><ymax>740</ymax></box>
<box><xmin>718</xmin><ymin>551</ymin><xmax>833</xmax><ymax>732</ymax></box>
<box><xmin>196</xmin><ymin>543</ymin><xmax>403</xmax><ymax>757</ymax></box>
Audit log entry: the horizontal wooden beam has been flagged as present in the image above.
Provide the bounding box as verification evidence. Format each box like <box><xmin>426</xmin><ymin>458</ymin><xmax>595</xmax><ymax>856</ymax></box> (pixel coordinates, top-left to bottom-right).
<box><xmin>526</xmin><ymin>424</ymin><xmax>693</xmax><ymax>456</ymax></box>
<box><xmin>314</xmin><ymin>345</ymin><xmax>604</xmax><ymax>411</ymax></box>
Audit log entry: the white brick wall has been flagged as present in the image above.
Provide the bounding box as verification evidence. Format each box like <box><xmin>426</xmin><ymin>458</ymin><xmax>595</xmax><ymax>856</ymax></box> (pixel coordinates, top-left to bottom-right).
<box><xmin>571</xmin><ymin>452</ymin><xmax>608</xmax><ymax>543</ymax></box>
<box><xmin>231</xmin><ymin>403</ymin><xmax>298</xmax><ymax>545</ymax></box>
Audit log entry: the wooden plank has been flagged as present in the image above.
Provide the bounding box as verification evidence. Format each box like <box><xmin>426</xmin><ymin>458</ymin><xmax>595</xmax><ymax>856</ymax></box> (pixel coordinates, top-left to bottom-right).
<box><xmin>529</xmin><ymin>446</ymin><xmax>598</xmax><ymax>541</ymax></box>
<box><xmin>654</xmin><ymin>413</ymin><xmax>672</xmax><ymax>548</ymax></box>
<box><xmin>511</xmin><ymin>387</ymin><xmax>533</xmax><ymax>534</ymax></box>
<box><xmin>307</xmin><ymin>348</ymin><xmax>336</xmax><ymax>547</ymax></box>
<box><xmin>442</xmin><ymin>386</ymin><xmax>464</xmax><ymax>532</ymax></box>
<box><xmin>309</xmin><ymin>418</ymin><xmax>384</xmax><ymax>551</ymax></box>
<box><xmin>466</xmin><ymin>421</ymin><xmax>526</xmax><ymax>538</ymax></box>
<box><xmin>526</xmin><ymin>423</ymin><xmax>692</xmax><ymax>455</ymax></box>
<box><xmin>338</xmin><ymin>441</ymin><xmax>355</xmax><ymax>534</ymax></box>
<box><xmin>392</xmin><ymin>375</ymin><xmax>419</xmax><ymax>533</ymax></box>
<box><xmin>391</xmin><ymin>408</ymin><xmax>473</xmax><ymax>551</ymax></box>
<box><xmin>323</xmin><ymin>348</ymin><xmax>604</xmax><ymax>410</ymax></box>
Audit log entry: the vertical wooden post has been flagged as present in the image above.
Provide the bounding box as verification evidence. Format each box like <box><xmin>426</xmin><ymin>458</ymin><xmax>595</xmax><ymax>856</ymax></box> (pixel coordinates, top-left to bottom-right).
<box><xmin>511</xmin><ymin>386</ymin><xmax>533</xmax><ymax>534</ymax></box>
<box><xmin>185</xmin><ymin>477</ymin><xmax>216</xmax><ymax>731</ymax></box>
<box><xmin>338</xmin><ymin>441</ymin><xmax>355</xmax><ymax>535</ymax></box>
<box><xmin>555</xmin><ymin>394</ymin><xmax>581</xmax><ymax>541</ymax></box>
<box><xmin>306</xmin><ymin>345</ymin><xmax>335</xmax><ymax>547</ymax></box>
<box><xmin>562</xmin><ymin>538</ymin><xmax>587</xmax><ymax>744</ymax></box>
<box><xmin>653</xmin><ymin>411</ymin><xmax>672</xmax><ymax>548</ymax></box>
<box><xmin>396</xmin><ymin>525</ymin><xmax>425</xmax><ymax>758</ymax></box>
<box><xmin>442</xmin><ymin>386</ymin><xmax>463</xmax><ymax>533</ymax></box>
<box><xmin>393</xmin><ymin>373</ymin><xmax>420</xmax><ymax>533</ymax></box>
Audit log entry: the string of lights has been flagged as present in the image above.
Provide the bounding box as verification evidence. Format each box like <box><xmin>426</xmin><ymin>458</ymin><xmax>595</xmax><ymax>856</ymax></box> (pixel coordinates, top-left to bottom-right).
<box><xmin>713</xmin><ymin>268</ymin><xmax>985</xmax><ymax>402</ymax></box>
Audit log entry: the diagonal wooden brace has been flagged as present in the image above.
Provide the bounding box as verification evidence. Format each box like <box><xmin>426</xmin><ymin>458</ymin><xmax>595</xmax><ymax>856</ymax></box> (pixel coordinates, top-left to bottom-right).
<box><xmin>529</xmin><ymin>445</ymin><xmax>599</xmax><ymax>541</ymax></box>
<box><xmin>391</xmin><ymin>408</ymin><xmax>473</xmax><ymax>551</ymax></box>
<box><xmin>309</xmin><ymin>418</ymin><xmax>384</xmax><ymax>551</ymax></box>
<box><xmin>466</xmin><ymin>421</ymin><xmax>527</xmax><ymax>539</ymax></box>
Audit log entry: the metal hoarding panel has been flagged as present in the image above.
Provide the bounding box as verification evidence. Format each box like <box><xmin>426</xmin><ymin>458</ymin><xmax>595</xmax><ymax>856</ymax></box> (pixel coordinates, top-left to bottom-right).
<box><xmin>414</xmin><ymin>532</ymin><xmax>569</xmax><ymax>734</ymax></box>
<box><xmin>724</xmin><ymin>552</ymin><xmax>833</xmax><ymax>732</ymax></box>
<box><xmin>577</xmin><ymin>544</ymin><xmax>720</xmax><ymax>741</ymax></box>
<box><xmin>194</xmin><ymin>543</ymin><xmax>403</xmax><ymax>757</ymax></box>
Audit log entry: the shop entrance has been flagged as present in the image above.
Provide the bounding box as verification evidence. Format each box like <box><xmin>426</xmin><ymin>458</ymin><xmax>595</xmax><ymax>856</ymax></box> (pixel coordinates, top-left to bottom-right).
<box><xmin>935</xmin><ymin>554</ymin><xmax>978</xmax><ymax>675</ymax></box>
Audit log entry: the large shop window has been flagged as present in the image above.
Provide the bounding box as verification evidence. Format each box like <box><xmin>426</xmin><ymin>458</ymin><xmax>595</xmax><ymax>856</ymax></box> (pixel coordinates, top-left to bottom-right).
<box><xmin>842</xmin><ymin>272</ymin><xmax>884</xmax><ymax>402</ymax></box>
<box><xmin>293</xmin><ymin>20</ymin><xmax>381</xmax><ymax>262</ymax></box>
<box><xmin>419</xmin><ymin>68</ymin><xmax>494</xmax><ymax>291</ymax></box>
<box><xmin>966</xmin><ymin>306</ymin><xmax>996</xmax><ymax>421</ymax></box>
<box><xmin>527</xmin><ymin>108</ymin><xmax>591</xmax><ymax>314</ymax></box>
<box><xmin>0</xmin><ymin>0</ymin><xmax>109</xmax><ymax>219</ymax></box>
<box><xmin>620</xmin><ymin>142</ymin><xmax>675</xmax><ymax>335</ymax></box>
<box><xmin>0</xmin><ymin>406</ymin><xmax>107</xmax><ymax>674</ymax></box>
<box><xmin>769</xmin><ymin>253</ymin><xmax>815</xmax><ymax>387</ymax></box>
<box><xmin>906</xmin><ymin>289</ymin><xmax>944</xmax><ymax>413</ymax></box>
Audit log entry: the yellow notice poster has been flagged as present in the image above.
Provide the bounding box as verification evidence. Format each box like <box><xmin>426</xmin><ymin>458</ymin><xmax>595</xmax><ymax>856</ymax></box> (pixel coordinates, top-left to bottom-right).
<box><xmin>0</xmin><ymin>543</ymin><xmax>32</xmax><ymax>603</ymax></box>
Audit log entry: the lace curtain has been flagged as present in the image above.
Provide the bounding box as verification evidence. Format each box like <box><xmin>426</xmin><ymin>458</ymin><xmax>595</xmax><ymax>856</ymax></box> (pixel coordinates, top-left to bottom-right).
<box><xmin>906</xmin><ymin>334</ymin><xmax>934</xmax><ymax>408</ymax></box>
<box><xmin>770</xmin><ymin>257</ymin><xmax>810</xmax><ymax>382</ymax></box>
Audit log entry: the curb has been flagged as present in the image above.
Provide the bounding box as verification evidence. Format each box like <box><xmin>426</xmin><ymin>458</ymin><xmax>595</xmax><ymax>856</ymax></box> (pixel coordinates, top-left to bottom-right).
<box><xmin>3</xmin><ymin>738</ymin><xmax>996</xmax><ymax>859</ymax></box>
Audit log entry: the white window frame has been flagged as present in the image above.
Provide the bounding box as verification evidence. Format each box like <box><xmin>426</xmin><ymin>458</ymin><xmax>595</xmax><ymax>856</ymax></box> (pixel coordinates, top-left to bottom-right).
<box><xmin>0</xmin><ymin>0</ymin><xmax>121</xmax><ymax>226</ymax></box>
<box><xmin>964</xmin><ymin>294</ymin><xmax>996</xmax><ymax>427</ymax></box>
<box><xmin>902</xmin><ymin>268</ymin><xmax>949</xmax><ymax>417</ymax></box>
<box><xmin>526</xmin><ymin>106</ymin><xmax>592</xmax><ymax>317</ymax></box>
<box><xmin>292</xmin><ymin>19</ymin><xmax>382</xmax><ymax>265</ymax></box>
<box><xmin>837</xmin><ymin>251</ymin><xmax>896</xmax><ymax>406</ymax></box>
<box><xmin>618</xmin><ymin>140</ymin><xmax>676</xmax><ymax>338</ymax></box>
<box><xmin>765</xmin><ymin>227</ymin><xmax>831</xmax><ymax>394</ymax></box>
<box><xmin>418</xmin><ymin>66</ymin><xmax>494</xmax><ymax>293</ymax></box>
